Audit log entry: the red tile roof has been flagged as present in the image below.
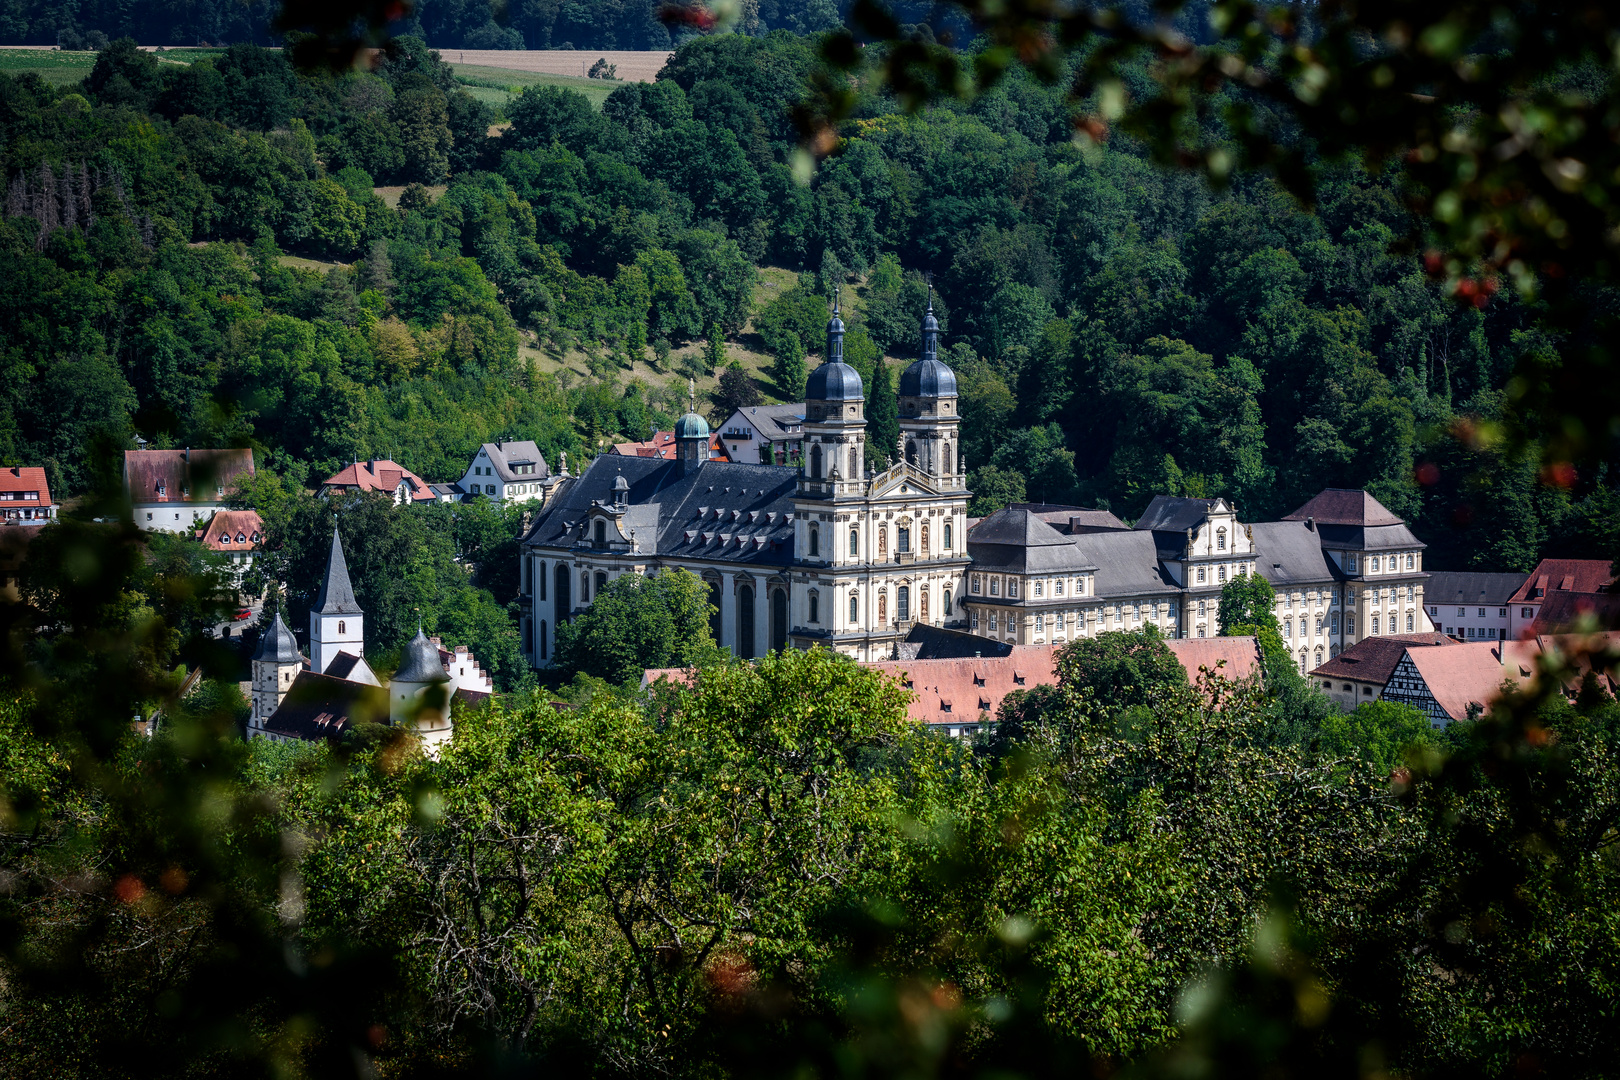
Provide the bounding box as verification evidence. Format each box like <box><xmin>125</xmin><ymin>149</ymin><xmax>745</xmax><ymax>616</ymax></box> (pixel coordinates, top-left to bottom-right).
<box><xmin>124</xmin><ymin>449</ymin><xmax>254</xmax><ymax>504</ymax></box>
<box><xmin>610</xmin><ymin>431</ymin><xmax>728</xmax><ymax>460</ymax></box>
<box><xmin>1309</xmin><ymin>633</ymin><xmax>1458</xmax><ymax>684</ymax></box>
<box><xmin>321</xmin><ymin>459</ymin><xmax>435</xmax><ymax>502</ymax></box>
<box><xmin>197</xmin><ymin>509</ymin><xmax>264</xmax><ymax>552</ymax></box>
<box><xmin>1507</xmin><ymin>559</ymin><xmax>1616</xmax><ymax>604</ymax></box>
<box><xmin>1529</xmin><ymin>591</ymin><xmax>1620</xmax><ymax>633</ymax></box>
<box><xmin>0</xmin><ymin>466</ymin><xmax>52</xmax><ymax>505</ymax></box>
<box><xmin>643</xmin><ymin>635</ymin><xmax>1262</xmax><ymax>728</ymax></box>
<box><xmin>1500</xmin><ymin>632</ymin><xmax>1620</xmax><ymax>700</ymax></box>
<box><xmin>1402</xmin><ymin>642</ymin><xmax>1514</xmax><ymax>722</ymax></box>
<box><xmin>1282</xmin><ymin>488</ymin><xmax>1403</xmax><ymax>526</ymax></box>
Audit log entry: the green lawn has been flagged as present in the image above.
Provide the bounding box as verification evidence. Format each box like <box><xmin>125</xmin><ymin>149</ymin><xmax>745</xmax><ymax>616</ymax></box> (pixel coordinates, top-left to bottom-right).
<box><xmin>0</xmin><ymin>49</ymin><xmax>99</xmax><ymax>86</ymax></box>
<box><xmin>448</xmin><ymin>63</ymin><xmax>615</xmax><ymax>109</ymax></box>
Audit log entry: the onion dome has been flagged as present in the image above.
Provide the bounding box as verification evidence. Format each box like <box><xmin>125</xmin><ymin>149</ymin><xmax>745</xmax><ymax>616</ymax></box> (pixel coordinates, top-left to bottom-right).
<box><xmin>394</xmin><ymin>628</ymin><xmax>449</xmax><ymax>685</ymax></box>
<box><xmin>674</xmin><ymin>411</ymin><xmax>710</xmax><ymax>440</ymax></box>
<box><xmin>806</xmin><ymin>359</ymin><xmax>865</xmax><ymax>402</ymax></box>
<box><xmin>899</xmin><ymin>296</ymin><xmax>957</xmax><ymax>398</ymax></box>
<box><xmin>253</xmin><ymin>611</ymin><xmax>301</xmax><ymax>663</ymax></box>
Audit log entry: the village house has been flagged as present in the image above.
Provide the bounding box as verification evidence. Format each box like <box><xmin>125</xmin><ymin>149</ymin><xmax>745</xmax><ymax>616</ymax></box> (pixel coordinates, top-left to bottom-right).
<box><xmin>717</xmin><ymin>403</ymin><xmax>806</xmax><ymax>465</ymax></box>
<box><xmin>125</xmin><ymin>448</ymin><xmax>255</xmax><ymax>532</ymax></box>
<box><xmin>454</xmin><ymin>440</ymin><xmax>554</xmax><ymax>505</ymax></box>
<box><xmin>1308</xmin><ymin>632</ymin><xmax>1459</xmax><ymax>710</ymax></box>
<box><xmin>320</xmin><ymin>459</ymin><xmax>436</xmax><ymax>505</ymax></box>
<box><xmin>0</xmin><ymin>466</ymin><xmax>57</xmax><ymax>524</ymax></box>
<box><xmin>1505</xmin><ymin>559</ymin><xmax>1618</xmax><ymax>637</ymax></box>
<box><xmin>1423</xmin><ymin>571</ymin><xmax>1529</xmax><ymax>641</ymax></box>
<box><xmin>197</xmin><ymin>508</ymin><xmax>265</xmax><ymax>589</ymax></box>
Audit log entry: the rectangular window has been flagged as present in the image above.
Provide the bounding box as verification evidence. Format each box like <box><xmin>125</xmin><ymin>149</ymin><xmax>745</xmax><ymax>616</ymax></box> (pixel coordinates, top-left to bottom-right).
<box><xmin>898</xmin><ymin>527</ymin><xmax>911</xmax><ymax>553</ymax></box>
<box><xmin>971</xmin><ymin>575</ymin><xmax>981</xmax><ymax>594</ymax></box>
<box><xmin>1055</xmin><ymin>579</ymin><xmax>1063</xmax><ymax>595</ymax></box>
<box><xmin>1035</xmin><ymin>581</ymin><xmax>1043</xmax><ymax>597</ymax></box>
<box><xmin>1477</xmin><ymin>607</ymin><xmax>1486</xmax><ymax>617</ymax></box>
<box><xmin>1008</xmin><ymin>579</ymin><xmax>1018</xmax><ymax>597</ymax></box>
<box><xmin>1457</xmin><ymin>607</ymin><xmax>1466</xmax><ymax>617</ymax></box>
<box><xmin>990</xmin><ymin>578</ymin><xmax>999</xmax><ymax>596</ymax></box>
<box><xmin>1498</xmin><ymin>608</ymin><xmax>1506</xmax><ymax>617</ymax></box>
<box><xmin>1035</xmin><ymin>614</ymin><xmax>1045</xmax><ymax>633</ymax></box>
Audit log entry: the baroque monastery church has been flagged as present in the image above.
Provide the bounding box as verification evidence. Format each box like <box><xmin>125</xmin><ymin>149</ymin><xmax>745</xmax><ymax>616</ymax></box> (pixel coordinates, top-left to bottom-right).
<box><xmin>520</xmin><ymin>302</ymin><xmax>1435</xmax><ymax>673</ymax></box>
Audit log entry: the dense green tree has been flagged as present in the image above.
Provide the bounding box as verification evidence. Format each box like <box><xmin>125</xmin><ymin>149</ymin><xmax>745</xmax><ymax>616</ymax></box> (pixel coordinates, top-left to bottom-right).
<box><xmin>1217</xmin><ymin>571</ymin><xmax>1279</xmax><ymax>638</ymax></box>
<box><xmin>552</xmin><ymin>568</ymin><xmax>720</xmax><ymax>684</ymax></box>
<box><xmin>709</xmin><ymin>360</ymin><xmax>762</xmax><ymax>425</ymax></box>
<box><xmin>966</xmin><ymin>463</ymin><xmax>1027</xmax><ymax>516</ymax></box>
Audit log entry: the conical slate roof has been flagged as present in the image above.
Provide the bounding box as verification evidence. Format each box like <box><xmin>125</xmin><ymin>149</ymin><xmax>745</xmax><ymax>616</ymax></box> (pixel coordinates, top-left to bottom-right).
<box><xmin>252</xmin><ymin>611</ymin><xmax>301</xmax><ymax>663</ymax></box>
<box><xmin>314</xmin><ymin>527</ymin><xmax>362</xmax><ymax>615</ymax></box>
<box><xmin>393</xmin><ymin>628</ymin><xmax>449</xmax><ymax>684</ymax></box>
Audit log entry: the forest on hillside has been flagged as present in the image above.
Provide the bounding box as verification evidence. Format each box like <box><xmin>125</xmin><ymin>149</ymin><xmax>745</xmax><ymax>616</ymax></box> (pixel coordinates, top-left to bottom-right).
<box><xmin>2</xmin><ymin>33</ymin><xmax>1616</xmax><ymax>575</ymax></box>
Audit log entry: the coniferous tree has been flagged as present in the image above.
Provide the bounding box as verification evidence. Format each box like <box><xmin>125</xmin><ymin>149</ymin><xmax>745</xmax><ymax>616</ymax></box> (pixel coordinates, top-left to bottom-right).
<box><xmin>865</xmin><ymin>354</ymin><xmax>898</xmax><ymax>469</ymax></box>
<box><xmin>771</xmin><ymin>331</ymin><xmax>806</xmax><ymax>400</ymax></box>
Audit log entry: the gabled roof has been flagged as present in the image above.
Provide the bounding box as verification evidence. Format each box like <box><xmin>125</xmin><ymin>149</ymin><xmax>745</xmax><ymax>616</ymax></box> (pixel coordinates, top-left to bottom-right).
<box><xmin>1133</xmin><ymin>496</ymin><xmax>1223</xmax><ymax>534</ymax></box>
<box><xmin>321</xmin><ymin>459</ymin><xmax>435</xmax><ymax>502</ymax></box>
<box><xmin>315</xmin><ymin>529</ymin><xmax>362</xmax><ymax>615</ymax></box>
<box><xmin>1507</xmin><ymin>559</ymin><xmax>1616</xmax><ymax>603</ymax></box>
<box><xmin>1401</xmin><ymin>642</ymin><xmax>1512</xmax><ymax>722</ymax></box>
<box><xmin>480</xmin><ymin>441</ymin><xmax>550</xmax><ymax>482</ymax></box>
<box><xmin>1310</xmin><ymin>633</ymin><xmax>1457</xmax><ymax>684</ymax></box>
<box><xmin>124</xmin><ymin>449</ymin><xmax>254</xmax><ymax>504</ymax></box>
<box><xmin>262</xmin><ymin>670</ymin><xmax>389</xmax><ymax>742</ymax></box>
<box><xmin>0</xmin><ymin>466</ymin><xmax>51</xmax><ymax>504</ymax></box>
<box><xmin>323</xmin><ymin>650</ymin><xmax>380</xmax><ymax>686</ymax></box>
<box><xmin>722</xmin><ymin>403</ymin><xmax>807</xmax><ymax>442</ymax></box>
<box><xmin>524</xmin><ymin>455</ymin><xmax>797</xmax><ymax>568</ymax></box>
<box><xmin>1283</xmin><ymin>488</ymin><xmax>1403</xmax><ymax>526</ymax></box>
<box><xmin>906</xmin><ymin>623</ymin><xmax>1014</xmax><ymax>659</ymax></box>
<box><xmin>1530</xmin><ymin>591</ymin><xmax>1620</xmax><ymax>633</ymax></box>
<box><xmin>197</xmin><ymin>509</ymin><xmax>263</xmax><ymax>552</ymax></box>
<box><xmin>1424</xmin><ymin>571</ymin><xmax>1530</xmax><ymax>608</ymax></box>
<box><xmin>1165</xmin><ymin>636</ymin><xmax>1263</xmax><ymax>682</ymax></box>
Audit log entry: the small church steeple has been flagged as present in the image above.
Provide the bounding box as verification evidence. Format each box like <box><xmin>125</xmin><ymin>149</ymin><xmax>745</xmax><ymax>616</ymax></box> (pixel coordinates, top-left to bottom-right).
<box><xmin>311</xmin><ymin>526</ymin><xmax>364</xmax><ymax>674</ymax></box>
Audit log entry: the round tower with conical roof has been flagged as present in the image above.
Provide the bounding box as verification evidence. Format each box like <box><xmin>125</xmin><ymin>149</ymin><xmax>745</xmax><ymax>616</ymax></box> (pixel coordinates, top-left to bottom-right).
<box><xmin>898</xmin><ymin>293</ymin><xmax>961</xmax><ymax>485</ymax></box>
<box><xmin>250</xmin><ymin>611</ymin><xmax>303</xmax><ymax>738</ymax></box>
<box><xmin>391</xmin><ymin>627</ymin><xmax>453</xmax><ymax>750</ymax></box>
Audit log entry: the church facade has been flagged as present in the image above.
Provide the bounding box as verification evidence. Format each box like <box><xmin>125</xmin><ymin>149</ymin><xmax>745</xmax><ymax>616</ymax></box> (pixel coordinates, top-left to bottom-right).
<box><xmin>518</xmin><ymin>299</ymin><xmax>971</xmax><ymax>665</ymax></box>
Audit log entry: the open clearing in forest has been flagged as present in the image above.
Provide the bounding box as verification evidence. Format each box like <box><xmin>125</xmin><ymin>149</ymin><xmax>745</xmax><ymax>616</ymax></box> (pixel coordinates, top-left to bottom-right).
<box><xmin>438</xmin><ymin>49</ymin><xmax>669</xmax><ymax>82</ymax></box>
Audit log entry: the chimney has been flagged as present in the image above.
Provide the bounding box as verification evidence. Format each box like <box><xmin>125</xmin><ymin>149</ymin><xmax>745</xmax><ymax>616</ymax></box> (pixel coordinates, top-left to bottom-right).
<box><xmin>1306</xmin><ymin>515</ymin><xmax>1315</xmax><ymax>531</ymax></box>
<box><xmin>183</xmin><ymin>447</ymin><xmax>190</xmax><ymax>462</ymax></box>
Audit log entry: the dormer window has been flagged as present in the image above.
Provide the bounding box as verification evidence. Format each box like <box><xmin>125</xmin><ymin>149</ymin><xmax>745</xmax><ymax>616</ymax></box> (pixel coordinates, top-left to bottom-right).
<box><xmin>595</xmin><ymin>520</ymin><xmax>607</xmax><ymax>545</ymax></box>
<box><xmin>1217</xmin><ymin>528</ymin><xmax>1227</xmax><ymax>551</ymax></box>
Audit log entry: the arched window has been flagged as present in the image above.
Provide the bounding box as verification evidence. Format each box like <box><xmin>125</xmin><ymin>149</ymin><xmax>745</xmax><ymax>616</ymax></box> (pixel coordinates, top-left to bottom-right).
<box><xmin>809</xmin><ymin>591</ymin><xmax>820</xmax><ymax>623</ymax></box>
<box><xmin>537</xmin><ymin>560</ymin><xmax>546</xmax><ymax>600</ymax></box>
<box><xmin>595</xmin><ymin>572</ymin><xmax>607</xmax><ymax>594</ymax></box>
<box><xmin>921</xmin><ymin>523</ymin><xmax>929</xmax><ymax>554</ymax></box>
<box><xmin>897</xmin><ymin>586</ymin><xmax>910</xmax><ymax>621</ymax></box>
<box><xmin>809</xmin><ymin>525</ymin><xmax>819</xmax><ymax>557</ymax></box>
<box><xmin>595</xmin><ymin>520</ymin><xmax>606</xmax><ymax>545</ymax></box>
<box><xmin>1217</xmin><ymin>528</ymin><xmax>1227</xmax><ymax>551</ymax></box>
<box><xmin>905</xmin><ymin>440</ymin><xmax>918</xmax><ymax>466</ymax></box>
<box><xmin>1406</xmin><ymin>613</ymin><xmax>1414</xmax><ymax>632</ymax></box>
<box><xmin>555</xmin><ymin>564</ymin><xmax>571</xmax><ymax>622</ymax></box>
<box><xmin>540</xmin><ymin>620</ymin><xmax>547</xmax><ymax>659</ymax></box>
<box><xmin>877</xmin><ymin>528</ymin><xmax>887</xmax><ymax>558</ymax></box>
<box><xmin>1406</xmin><ymin>554</ymin><xmax>1415</xmax><ymax>569</ymax></box>
<box><xmin>944</xmin><ymin>522</ymin><xmax>953</xmax><ymax>549</ymax></box>
<box><xmin>941</xmin><ymin>442</ymin><xmax>951</xmax><ymax>474</ymax></box>
<box><xmin>738</xmin><ymin>585</ymin><xmax>756</xmax><ymax>659</ymax></box>
<box><xmin>1284</xmin><ymin>620</ymin><xmax>1292</xmax><ymax>638</ymax></box>
<box><xmin>942</xmin><ymin>589</ymin><xmax>952</xmax><ymax>615</ymax></box>
<box><xmin>849</xmin><ymin>591</ymin><xmax>859</xmax><ymax>625</ymax></box>
<box><xmin>810</xmin><ymin>444</ymin><xmax>823</xmax><ymax>479</ymax></box>
<box><xmin>849</xmin><ymin>529</ymin><xmax>859</xmax><ymax>557</ymax></box>
<box><xmin>338</xmin><ymin>620</ymin><xmax>345</xmax><ymax>634</ymax></box>
<box><xmin>849</xmin><ymin>447</ymin><xmax>858</xmax><ymax>476</ymax></box>
<box><xmin>706</xmin><ymin>576</ymin><xmax>723</xmax><ymax>642</ymax></box>
<box><xmin>878</xmin><ymin>592</ymin><xmax>888</xmax><ymax>623</ymax></box>
<box><xmin>771</xmin><ymin>588</ymin><xmax>788</xmax><ymax>652</ymax></box>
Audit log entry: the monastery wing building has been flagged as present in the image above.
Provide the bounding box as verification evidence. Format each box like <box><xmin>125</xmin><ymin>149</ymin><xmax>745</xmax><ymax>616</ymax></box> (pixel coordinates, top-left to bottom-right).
<box><xmin>519</xmin><ymin>298</ymin><xmax>972</xmax><ymax>665</ymax></box>
<box><xmin>962</xmin><ymin>489</ymin><xmax>1434</xmax><ymax>674</ymax></box>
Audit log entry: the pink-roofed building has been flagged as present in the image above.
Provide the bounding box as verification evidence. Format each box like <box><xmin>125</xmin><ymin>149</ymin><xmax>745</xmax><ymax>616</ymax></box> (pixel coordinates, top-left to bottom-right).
<box><xmin>1507</xmin><ymin>559</ymin><xmax>1618</xmax><ymax>638</ymax></box>
<box><xmin>125</xmin><ymin>448</ymin><xmax>255</xmax><ymax>532</ymax></box>
<box><xmin>320</xmin><ymin>459</ymin><xmax>436</xmax><ymax>505</ymax></box>
<box><xmin>196</xmin><ymin>509</ymin><xmax>264</xmax><ymax>586</ymax></box>
<box><xmin>0</xmin><ymin>466</ymin><xmax>56</xmax><ymax>524</ymax></box>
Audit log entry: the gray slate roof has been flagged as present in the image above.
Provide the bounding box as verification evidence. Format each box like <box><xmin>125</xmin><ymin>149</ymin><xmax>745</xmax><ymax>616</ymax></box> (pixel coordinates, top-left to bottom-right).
<box><xmin>724</xmin><ymin>403</ymin><xmax>805</xmax><ymax>442</ymax></box>
<box><xmin>525</xmin><ymin>456</ymin><xmax>798</xmax><ymax>568</ymax></box>
<box><xmin>1249</xmin><ymin>521</ymin><xmax>1343</xmax><ymax>587</ymax></box>
<box><xmin>1425</xmin><ymin>571</ymin><xmax>1529</xmax><ymax>608</ymax></box>
<box><xmin>315</xmin><ymin>529</ymin><xmax>362</xmax><ymax>615</ymax></box>
<box><xmin>395</xmin><ymin>629</ymin><xmax>450</xmax><ymax>683</ymax></box>
<box><xmin>253</xmin><ymin>612</ymin><xmax>301</xmax><ymax>663</ymax></box>
<box><xmin>483</xmin><ymin>441</ymin><xmax>550</xmax><ymax>483</ymax></box>
<box><xmin>1133</xmin><ymin>496</ymin><xmax>1222</xmax><ymax>534</ymax></box>
<box><xmin>806</xmin><ymin>359</ymin><xmax>864</xmax><ymax>402</ymax></box>
<box><xmin>1284</xmin><ymin>488</ymin><xmax>1402</xmax><ymax>526</ymax></box>
<box><xmin>1071</xmin><ymin>530</ymin><xmax>1183</xmax><ymax>596</ymax></box>
<box><xmin>968</xmin><ymin>508</ymin><xmax>1098</xmax><ymax>573</ymax></box>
